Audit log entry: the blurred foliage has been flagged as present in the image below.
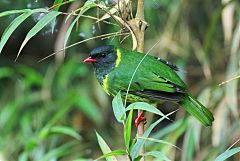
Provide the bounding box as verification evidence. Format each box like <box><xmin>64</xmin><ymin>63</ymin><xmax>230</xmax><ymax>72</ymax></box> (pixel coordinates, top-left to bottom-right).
<box><xmin>0</xmin><ymin>0</ymin><xmax>239</xmax><ymax>161</ymax></box>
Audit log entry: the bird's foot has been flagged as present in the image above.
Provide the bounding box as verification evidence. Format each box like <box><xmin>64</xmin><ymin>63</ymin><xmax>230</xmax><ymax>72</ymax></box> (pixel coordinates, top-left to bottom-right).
<box><xmin>135</xmin><ymin>111</ymin><xmax>147</xmax><ymax>127</ymax></box>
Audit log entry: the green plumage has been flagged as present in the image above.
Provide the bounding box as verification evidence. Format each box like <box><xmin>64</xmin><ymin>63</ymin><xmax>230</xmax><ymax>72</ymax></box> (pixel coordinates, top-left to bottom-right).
<box><xmin>85</xmin><ymin>45</ymin><xmax>214</xmax><ymax>126</ymax></box>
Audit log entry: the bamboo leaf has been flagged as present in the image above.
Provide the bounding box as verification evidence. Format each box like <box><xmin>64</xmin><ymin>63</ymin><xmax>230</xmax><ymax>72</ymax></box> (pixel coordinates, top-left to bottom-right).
<box><xmin>52</xmin><ymin>0</ymin><xmax>64</xmax><ymax>11</ymax></box>
<box><xmin>0</xmin><ymin>67</ymin><xmax>13</xmax><ymax>79</ymax></box>
<box><xmin>130</xmin><ymin>117</ymin><xmax>165</xmax><ymax>159</ymax></box>
<box><xmin>0</xmin><ymin>12</ymin><xmax>32</xmax><ymax>54</ymax></box>
<box><xmin>215</xmin><ymin>147</ymin><xmax>240</xmax><ymax>161</ymax></box>
<box><xmin>126</xmin><ymin>102</ymin><xmax>169</xmax><ymax>119</ymax></box>
<box><xmin>64</xmin><ymin>0</ymin><xmax>96</xmax><ymax>48</ymax></box>
<box><xmin>226</xmin><ymin>19</ymin><xmax>240</xmax><ymax>118</ymax></box>
<box><xmin>16</xmin><ymin>11</ymin><xmax>61</xmax><ymax>61</ymax></box>
<box><xmin>0</xmin><ymin>8</ymin><xmax>48</xmax><ymax>18</ymax></box>
<box><xmin>0</xmin><ymin>9</ymin><xmax>30</xmax><ymax>18</ymax></box>
<box><xmin>50</xmin><ymin>126</ymin><xmax>81</xmax><ymax>140</ymax></box>
<box><xmin>138</xmin><ymin>137</ymin><xmax>182</xmax><ymax>151</ymax></box>
<box><xmin>143</xmin><ymin>151</ymin><xmax>170</xmax><ymax>161</ymax></box>
<box><xmin>112</xmin><ymin>91</ymin><xmax>126</xmax><ymax>123</ymax></box>
<box><xmin>130</xmin><ymin>110</ymin><xmax>177</xmax><ymax>159</ymax></box>
<box><xmin>50</xmin><ymin>0</ymin><xmax>67</xmax><ymax>33</ymax></box>
<box><xmin>124</xmin><ymin>109</ymin><xmax>133</xmax><ymax>151</ymax></box>
<box><xmin>0</xmin><ymin>8</ymin><xmax>48</xmax><ymax>54</ymax></box>
<box><xmin>41</xmin><ymin>142</ymin><xmax>76</xmax><ymax>161</ymax></box>
<box><xmin>95</xmin><ymin>150</ymin><xmax>127</xmax><ymax>161</ymax></box>
<box><xmin>95</xmin><ymin>131</ymin><xmax>117</xmax><ymax>161</ymax></box>
<box><xmin>75</xmin><ymin>95</ymin><xmax>103</xmax><ymax>125</ymax></box>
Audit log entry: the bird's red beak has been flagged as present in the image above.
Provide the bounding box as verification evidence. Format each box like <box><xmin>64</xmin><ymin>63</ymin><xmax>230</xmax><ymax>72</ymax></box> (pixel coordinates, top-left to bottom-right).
<box><xmin>83</xmin><ymin>56</ymin><xmax>96</xmax><ymax>63</ymax></box>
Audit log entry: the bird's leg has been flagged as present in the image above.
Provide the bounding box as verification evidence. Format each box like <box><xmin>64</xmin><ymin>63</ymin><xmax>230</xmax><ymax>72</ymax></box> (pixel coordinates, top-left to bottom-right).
<box><xmin>135</xmin><ymin>111</ymin><xmax>147</xmax><ymax>127</ymax></box>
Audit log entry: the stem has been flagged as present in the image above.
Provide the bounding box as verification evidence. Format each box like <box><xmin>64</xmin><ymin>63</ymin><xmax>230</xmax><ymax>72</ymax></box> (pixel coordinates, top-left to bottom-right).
<box><xmin>128</xmin><ymin>0</ymin><xmax>148</xmax><ymax>160</ymax></box>
<box><xmin>54</xmin><ymin>1</ymin><xmax>82</xmax><ymax>64</ymax></box>
<box><xmin>136</xmin><ymin>0</ymin><xmax>144</xmax><ymax>19</ymax></box>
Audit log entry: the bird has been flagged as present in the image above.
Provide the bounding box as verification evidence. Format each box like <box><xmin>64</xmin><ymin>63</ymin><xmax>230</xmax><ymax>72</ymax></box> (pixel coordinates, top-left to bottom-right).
<box><xmin>83</xmin><ymin>45</ymin><xmax>214</xmax><ymax>126</ymax></box>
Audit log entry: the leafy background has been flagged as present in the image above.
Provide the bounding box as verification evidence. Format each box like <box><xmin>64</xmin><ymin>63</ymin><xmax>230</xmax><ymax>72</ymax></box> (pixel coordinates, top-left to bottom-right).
<box><xmin>0</xmin><ymin>0</ymin><xmax>239</xmax><ymax>160</ymax></box>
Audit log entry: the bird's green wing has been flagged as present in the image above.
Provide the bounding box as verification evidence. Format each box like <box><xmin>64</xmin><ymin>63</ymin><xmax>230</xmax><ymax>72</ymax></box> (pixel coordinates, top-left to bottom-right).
<box><xmin>105</xmin><ymin>48</ymin><xmax>186</xmax><ymax>102</ymax></box>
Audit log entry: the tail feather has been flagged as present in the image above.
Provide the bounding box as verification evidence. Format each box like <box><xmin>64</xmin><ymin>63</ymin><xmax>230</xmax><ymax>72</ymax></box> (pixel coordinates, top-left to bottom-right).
<box><xmin>180</xmin><ymin>94</ymin><xmax>214</xmax><ymax>126</ymax></box>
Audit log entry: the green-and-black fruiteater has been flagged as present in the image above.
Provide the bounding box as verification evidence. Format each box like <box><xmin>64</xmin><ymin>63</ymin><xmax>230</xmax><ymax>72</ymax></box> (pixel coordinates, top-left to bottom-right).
<box><xmin>84</xmin><ymin>45</ymin><xmax>214</xmax><ymax>126</ymax></box>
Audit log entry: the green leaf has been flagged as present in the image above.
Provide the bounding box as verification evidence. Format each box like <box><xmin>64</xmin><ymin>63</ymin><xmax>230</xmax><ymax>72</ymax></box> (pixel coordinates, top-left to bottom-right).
<box><xmin>95</xmin><ymin>131</ymin><xmax>117</xmax><ymax>161</ymax></box>
<box><xmin>124</xmin><ymin>109</ymin><xmax>133</xmax><ymax>151</ymax></box>
<box><xmin>73</xmin><ymin>159</ymin><xmax>92</xmax><ymax>161</ymax></box>
<box><xmin>64</xmin><ymin>0</ymin><xmax>96</xmax><ymax>48</ymax></box>
<box><xmin>0</xmin><ymin>67</ymin><xmax>13</xmax><ymax>79</ymax></box>
<box><xmin>0</xmin><ymin>12</ymin><xmax>32</xmax><ymax>54</ymax></box>
<box><xmin>0</xmin><ymin>9</ymin><xmax>30</xmax><ymax>18</ymax></box>
<box><xmin>126</xmin><ymin>102</ymin><xmax>169</xmax><ymax>119</ymax></box>
<box><xmin>75</xmin><ymin>95</ymin><xmax>103</xmax><ymax>125</ymax></box>
<box><xmin>41</xmin><ymin>142</ymin><xmax>76</xmax><ymax>161</ymax></box>
<box><xmin>139</xmin><ymin>137</ymin><xmax>182</xmax><ymax>151</ymax></box>
<box><xmin>50</xmin><ymin>0</ymin><xmax>69</xmax><ymax>33</ymax></box>
<box><xmin>39</xmin><ymin>91</ymin><xmax>77</xmax><ymax>139</ymax></box>
<box><xmin>215</xmin><ymin>147</ymin><xmax>240</xmax><ymax>161</ymax></box>
<box><xmin>182</xmin><ymin>119</ymin><xmax>200</xmax><ymax>161</ymax></box>
<box><xmin>16</xmin><ymin>11</ymin><xmax>61</xmax><ymax>60</ymax></box>
<box><xmin>95</xmin><ymin>150</ymin><xmax>127</xmax><ymax>161</ymax></box>
<box><xmin>130</xmin><ymin>110</ymin><xmax>177</xmax><ymax>159</ymax></box>
<box><xmin>0</xmin><ymin>8</ymin><xmax>48</xmax><ymax>54</ymax></box>
<box><xmin>130</xmin><ymin>117</ymin><xmax>165</xmax><ymax>159</ymax></box>
<box><xmin>50</xmin><ymin>126</ymin><xmax>81</xmax><ymax>140</ymax></box>
<box><xmin>18</xmin><ymin>65</ymin><xmax>43</xmax><ymax>86</ymax></box>
<box><xmin>150</xmin><ymin>119</ymin><xmax>184</xmax><ymax>140</ymax></box>
<box><xmin>143</xmin><ymin>151</ymin><xmax>170</xmax><ymax>161</ymax></box>
<box><xmin>51</xmin><ymin>0</ymin><xmax>76</xmax><ymax>11</ymax></box>
<box><xmin>0</xmin><ymin>8</ymin><xmax>48</xmax><ymax>18</ymax></box>
<box><xmin>52</xmin><ymin>0</ymin><xmax>64</xmax><ymax>11</ymax></box>
<box><xmin>225</xmin><ymin>19</ymin><xmax>240</xmax><ymax>118</ymax></box>
<box><xmin>112</xmin><ymin>91</ymin><xmax>126</xmax><ymax>123</ymax></box>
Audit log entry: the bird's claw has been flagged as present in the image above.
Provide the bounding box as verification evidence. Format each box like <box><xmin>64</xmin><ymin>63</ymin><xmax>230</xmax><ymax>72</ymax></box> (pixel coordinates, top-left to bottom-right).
<box><xmin>135</xmin><ymin>111</ymin><xmax>147</xmax><ymax>127</ymax></box>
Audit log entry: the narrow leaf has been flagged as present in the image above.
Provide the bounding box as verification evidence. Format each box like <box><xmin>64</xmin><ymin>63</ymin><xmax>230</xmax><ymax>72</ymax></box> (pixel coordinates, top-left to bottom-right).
<box><xmin>95</xmin><ymin>150</ymin><xmax>127</xmax><ymax>161</ymax></box>
<box><xmin>0</xmin><ymin>9</ymin><xmax>30</xmax><ymax>18</ymax></box>
<box><xmin>41</xmin><ymin>142</ymin><xmax>76</xmax><ymax>161</ymax></box>
<box><xmin>0</xmin><ymin>67</ymin><xmax>13</xmax><ymax>79</ymax></box>
<box><xmin>0</xmin><ymin>12</ymin><xmax>32</xmax><ymax>53</ymax></box>
<box><xmin>16</xmin><ymin>11</ymin><xmax>61</xmax><ymax>60</ymax></box>
<box><xmin>52</xmin><ymin>0</ymin><xmax>64</xmax><ymax>11</ymax></box>
<box><xmin>0</xmin><ymin>8</ymin><xmax>48</xmax><ymax>54</ymax></box>
<box><xmin>138</xmin><ymin>137</ymin><xmax>182</xmax><ymax>151</ymax></box>
<box><xmin>112</xmin><ymin>91</ymin><xmax>126</xmax><ymax>123</ymax></box>
<box><xmin>144</xmin><ymin>151</ymin><xmax>170</xmax><ymax>161</ymax></box>
<box><xmin>95</xmin><ymin>131</ymin><xmax>117</xmax><ymax>161</ymax></box>
<box><xmin>130</xmin><ymin>117</ymin><xmax>165</xmax><ymax>159</ymax></box>
<box><xmin>50</xmin><ymin>126</ymin><xmax>81</xmax><ymax>140</ymax></box>
<box><xmin>50</xmin><ymin>0</ymin><xmax>65</xmax><ymax>33</ymax></box>
<box><xmin>0</xmin><ymin>8</ymin><xmax>48</xmax><ymax>18</ymax></box>
<box><xmin>124</xmin><ymin>109</ymin><xmax>133</xmax><ymax>151</ymax></box>
<box><xmin>215</xmin><ymin>147</ymin><xmax>240</xmax><ymax>161</ymax></box>
<box><xmin>64</xmin><ymin>0</ymin><xmax>96</xmax><ymax>48</ymax></box>
<box><xmin>126</xmin><ymin>102</ymin><xmax>169</xmax><ymax>119</ymax></box>
<box><xmin>130</xmin><ymin>110</ymin><xmax>177</xmax><ymax>159</ymax></box>
<box><xmin>50</xmin><ymin>0</ymin><xmax>76</xmax><ymax>11</ymax></box>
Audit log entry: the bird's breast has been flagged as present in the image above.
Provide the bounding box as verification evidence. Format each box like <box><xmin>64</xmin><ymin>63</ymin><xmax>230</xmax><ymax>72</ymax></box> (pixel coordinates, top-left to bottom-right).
<box><xmin>102</xmin><ymin>74</ymin><xmax>110</xmax><ymax>95</ymax></box>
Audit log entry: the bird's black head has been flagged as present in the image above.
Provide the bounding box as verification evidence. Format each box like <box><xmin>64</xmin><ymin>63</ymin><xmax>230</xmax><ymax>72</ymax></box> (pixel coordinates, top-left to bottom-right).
<box><xmin>84</xmin><ymin>45</ymin><xmax>117</xmax><ymax>67</ymax></box>
<box><xmin>84</xmin><ymin>45</ymin><xmax>117</xmax><ymax>83</ymax></box>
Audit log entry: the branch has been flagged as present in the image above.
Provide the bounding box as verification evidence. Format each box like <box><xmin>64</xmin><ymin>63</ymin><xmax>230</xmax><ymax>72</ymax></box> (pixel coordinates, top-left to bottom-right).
<box><xmin>136</xmin><ymin>0</ymin><xmax>144</xmax><ymax>19</ymax></box>
<box><xmin>127</xmin><ymin>0</ymin><xmax>148</xmax><ymax>160</ymax></box>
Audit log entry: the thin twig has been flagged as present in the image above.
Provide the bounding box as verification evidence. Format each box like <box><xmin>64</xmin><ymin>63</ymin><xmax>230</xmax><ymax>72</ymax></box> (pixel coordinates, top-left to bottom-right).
<box><xmin>38</xmin><ymin>32</ymin><xmax>128</xmax><ymax>62</ymax></box>
<box><xmin>218</xmin><ymin>75</ymin><xmax>240</xmax><ymax>86</ymax></box>
<box><xmin>226</xmin><ymin>138</ymin><xmax>240</xmax><ymax>151</ymax></box>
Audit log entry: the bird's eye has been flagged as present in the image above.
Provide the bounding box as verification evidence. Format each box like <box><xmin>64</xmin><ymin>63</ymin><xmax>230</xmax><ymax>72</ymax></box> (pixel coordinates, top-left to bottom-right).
<box><xmin>101</xmin><ymin>53</ymin><xmax>106</xmax><ymax>57</ymax></box>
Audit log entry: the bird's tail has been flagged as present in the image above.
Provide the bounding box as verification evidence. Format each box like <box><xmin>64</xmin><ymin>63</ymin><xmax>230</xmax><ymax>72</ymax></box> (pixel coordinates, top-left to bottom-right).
<box><xmin>180</xmin><ymin>94</ymin><xmax>214</xmax><ymax>126</ymax></box>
